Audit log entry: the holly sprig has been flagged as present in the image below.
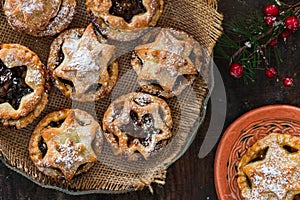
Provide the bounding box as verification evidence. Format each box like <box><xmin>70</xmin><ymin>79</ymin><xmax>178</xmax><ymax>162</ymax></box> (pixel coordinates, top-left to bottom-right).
<box><xmin>216</xmin><ymin>0</ymin><xmax>300</xmax><ymax>86</ymax></box>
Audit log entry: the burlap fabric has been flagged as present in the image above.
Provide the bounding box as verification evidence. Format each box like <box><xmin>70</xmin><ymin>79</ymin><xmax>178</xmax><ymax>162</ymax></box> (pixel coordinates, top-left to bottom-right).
<box><xmin>0</xmin><ymin>0</ymin><xmax>223</xmax><ymax>194</ymax></box>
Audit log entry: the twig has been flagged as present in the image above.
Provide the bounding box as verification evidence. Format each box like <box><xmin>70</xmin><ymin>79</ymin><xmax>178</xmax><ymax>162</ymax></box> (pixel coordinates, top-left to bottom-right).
<box><xmin>232</xmin><ymin>46</ymin><xmax>247</xmax><ymax>60</ymax></box>
<box><xmin>231</xmin><ymin>26</ymin><xmax>276</xmax><ymax>60</ymax></box>
<box><xmin>246</xmin><ymin>35</ymin><xmax>277</xmax><ymax>59</ymax></box>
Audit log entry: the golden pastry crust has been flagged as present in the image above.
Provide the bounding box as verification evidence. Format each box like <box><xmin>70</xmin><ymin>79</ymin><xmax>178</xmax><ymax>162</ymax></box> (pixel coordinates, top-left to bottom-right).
<box><xmin>3</xmin><ymin>0</ymin><xmax>76</xmax><ymax>36</ymax></box>
<box><xmin>1</xmin><ymin>92</ymin><xmax>48</xmax><ymax>129</ymax></box>
<box><xmin>48</xmin><ymin>24</ymin><xmax>118</xmax><ymax>102</ymax></box>
<box><xmin>0</xmin><ymin>44</ymin><xmax>48</xmax><ymax>129</ymax></box>
<box><xmin>103</xmin><ymin>92</ymin><xmax>172</xmax><ymax>160</ymax></box>
<box><xmin>86</xmin><ymin>0</ymin><xmax>164</xmax><ymax>41</ymax></box>
<box><xmin>237</xmin><ymin>133</ymin><xmax>300</xmax><ymax>200</ymax></box>
<box><xmin>89</xmin><ymin>13</ymin><xmax>150</xmax><ymax>42</ymax></box>
<box><xmin>131</xmin><ymin>28</ymin><xmax>203</xmax><ymax>98</ymax></box>
<box><xmin>29</xmin><ymin>109</ymin><xmax>103</xmax><ymax>181</ymax></box>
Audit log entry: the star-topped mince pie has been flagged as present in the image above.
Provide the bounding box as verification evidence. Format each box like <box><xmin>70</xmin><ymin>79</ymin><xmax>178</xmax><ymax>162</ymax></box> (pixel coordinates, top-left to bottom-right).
<box><xmin>237</xmin><ymin>133</ymin><xmax>300</xmax><ymax>200</ymax></box>
<box><xmin>103</xmin><ymin>92</ymin><xmax>173</xmax><ymax>160</ymax></box>
<box><xmin>131</xmin><ymin>28</ymin><xmax>204</xmax><ymax>98</ymax></box>
<box><xmin>0</xmin><ymin>44</ymin><xmax>49</xmax><ymax>129</ymax></box>
<box><xmin>29</xmin><ymin>109</ymin><xmax>103</xmax><ymax>181</ymax></box>
<box><xmin>86</xmin><ymin>0</ymin><xmax>164</xmax><ymax>41</ymax></box>
<box><xmin>48</xmin><ymin>24</ymin><xmax>118</xmax><ymax>102</ymax></box>
<box><xmin>3</xmin><ymin>0</ymin><xmax>76</xmax><ymax>36</ymax></box>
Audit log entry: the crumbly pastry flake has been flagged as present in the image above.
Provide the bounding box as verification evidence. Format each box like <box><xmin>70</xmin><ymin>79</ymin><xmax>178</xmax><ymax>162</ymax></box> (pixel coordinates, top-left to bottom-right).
<box><xmin>0</xmin><ymin>44</ymin><xmax>48</xmax><ymax>128</ymax></box>
<box><xmin>29</xmin><ymin>109</ymin><xmax>102</xmax><ymax>181</ymax></box>
<box><xmin>237</xmin><ymin>133</ymin><xmax>300</xmax><ymax>200</ymax></box>
<box><xmin>103</xmin><ymin>92</ymin><xmax>172</xmax><ymax>160</ymax></box>
<box><xmin>131</xmin><ymin>28</ymin><xmax>202</xmax><ymax>98</ymax></box>
<box><xmin>51</xmin><ymin>24</ymin><xmax>118</xmax><ymax>102</ymax></box>
<box><xmin>3</xmin><ymin>0</ymin><xmax>76</xmax><ymax>36</ymax></box>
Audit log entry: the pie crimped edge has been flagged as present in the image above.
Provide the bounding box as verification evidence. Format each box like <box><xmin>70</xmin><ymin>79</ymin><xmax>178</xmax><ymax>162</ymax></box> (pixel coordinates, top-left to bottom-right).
<box><xmin>237</xmin><ymin>133</ymin><xmax>300</xmax><ymax>200</ymax></box>
<box><xmin>102</xmin><ymin>92</ymin><xmax>173</xmax><ymax>160</ymax></box>
<box><xmin>0</xmin><ymin>43</ymin><xmax>49</xmax><ymax>129</ymax></box>
<box><xmin>47</xmin><ymin>24</ymin><xmax>118</xmax><ymax>102</ymax></box>
<box><xmin>3</xmin><ymin>0</ymin><xmax>76</xmax><ymax>36</ymax></box>
<box><xmin>29</xmin><ymin>109</ymin><xmax>103</xmax><ymax>181</ymax></box>
<box><xmin>86</xmin><ymin>0</ymin><xmax>164</xmax><ymax>41</ymax></box>
<box><xmin>131</xmin><ymin>28</ymin><xmax>204</xmax><ymax>98</ymax></box>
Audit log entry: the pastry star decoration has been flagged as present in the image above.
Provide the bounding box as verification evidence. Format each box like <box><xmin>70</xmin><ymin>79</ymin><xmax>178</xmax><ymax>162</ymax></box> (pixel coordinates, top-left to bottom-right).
<box><xmin>54</xmin><ymin>24</ymin><xmax>115</xmax><ymax>97</ymax></box>
<box><xmin>243</xmin><ymin>141</ymin><xmax>300</xmax><ymax>199</ymax></box>
<box><xmin>41</xmin><ymin>110</ymin><xmax>98</xmax><ymax>181</ymax></box>
<box><xmin>134</xmin><ymin>29</ymin><xmax>198</xmax><ymax>92</ymax></box>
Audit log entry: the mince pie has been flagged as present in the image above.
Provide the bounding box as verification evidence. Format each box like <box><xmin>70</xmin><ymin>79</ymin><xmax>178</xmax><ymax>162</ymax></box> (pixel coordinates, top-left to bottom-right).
<box><xmin>29</xmin><ymin>109</ymin><xmax>103</xmax><ymax>181</ymax></box>
<box><xmin>3</xmin><ymin>0</ymin><xmax>76</xmax><ymax>36</ymax></box>
<box><xmin>102</xmin><ymin>92</ymin><xmax>173</xmax><ymax>160</ymax></box>
<box><xmin>131</xmin><ymin>28</ymin><xmax>203</xmax><ymax>98</ymax></box>
<box><xmin>237</xmin><ymin>133</ymin><xmax>300</xmax><ymax>200</ymax></box>
<box><xmin>0</xmin><ymin>44</ymin><xmax>49</xmax><ymax>129</ymax></box>
<box><xmin>48</xmin><ymin>24</ymin><xmax>118</xmax><ymax>102</ymax></box>
<box><xmin>86</xmin><ymin>0</ymin><xmax>164</xmax><ymax>41</ymax></box>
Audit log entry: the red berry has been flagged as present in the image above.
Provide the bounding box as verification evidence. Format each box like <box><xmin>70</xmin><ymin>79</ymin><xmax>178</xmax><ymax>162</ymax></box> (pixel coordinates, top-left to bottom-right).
<box><xmin>283</xmin><ymin>77</ymin><xmax>293</xmax><ymax>87</ymax></box>
<box><xmin>264</xmin><ymin>16</ymin><xmax>275</xmax><ymax>27</ymax></box>
<box><xmin>280</xmin><ymin>29</ymin><xmax>291</xmax><ymax>39</ymax></box>
<box><xmin>264</xmin><ymin>4</ymin><xmax>279</xmax><ymax>17</ymax></box>
<box><xmin>269</xmin><ymin>38</ymin><xmax>278</xmax><ymax>46</ymax></box>
<box><xmin>265</xmin><ymin>68</ymin><xmax>276</xmax><ymax>78</ymax></box>
<box><xmin>230</xmin><ymin>63</ymin><xmax>243</xmax><ymax>78</ymax></box>
<box><xmin>284</xmin><ymin>16</ymin><xmax>300</xmax><ymax>31</ymax></box>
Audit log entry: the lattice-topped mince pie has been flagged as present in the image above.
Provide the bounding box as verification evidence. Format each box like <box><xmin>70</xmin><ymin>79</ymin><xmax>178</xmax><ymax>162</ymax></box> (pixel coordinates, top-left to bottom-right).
<box><xmin>86</xmin><ymin>0</ymin><xmax>164</xmax><ymax>41</ymax></box>
<box><xmin>48</xmin><ymin>23</ymin><xmax>118</xmax><ymax>102</ymax></box>
<box><xmin>237</xmin><ymin>133</ymin><xmax>300</xmax><ymax>200</ymax></box>
<box><xmin>3</xmin><ymin>0</ymin><xmax>76</xmax><ymax>36</ymax></box>
<box><xmin>103</xmin><ymin>92</ymin><xmax>173</xmax><ymax>160</ymax></box>
<box><xmin>29</xmin><ymin>109</ymin><xmax>103</xmax><ymax>181</ymax></box>
<box><xmin>131</xmin><ymin>28</ymin><xmax>203</xmax><ymax>98</ymax></box>
<box><xmin>0</xmin><ymin>44</ymin><xmax>49</xmax><ymax>129</ymax></box>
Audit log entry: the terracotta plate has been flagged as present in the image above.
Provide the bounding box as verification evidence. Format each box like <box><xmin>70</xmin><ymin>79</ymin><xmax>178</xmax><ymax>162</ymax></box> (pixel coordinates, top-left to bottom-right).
<box><xmin>214</xmin><ymin>104</ymin><xmax>300</xmax><ymax>200</ymax></box>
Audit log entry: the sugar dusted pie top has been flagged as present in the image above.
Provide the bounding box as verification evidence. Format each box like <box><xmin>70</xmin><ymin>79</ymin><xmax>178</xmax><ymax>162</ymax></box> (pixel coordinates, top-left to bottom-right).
<box><xmin>131</xmin><ymin>28</ymin><xmax>202</xmax><ymax>98</ymax></box>
<box><xmin>102</xmin><ymin>92</ymin><xmax>173</xmax><ymax>160</ymax></box>
<box><xmin>237</xmin><ymin>133</ymin><xmax>300</xmax><ymax>200</ymax></box>
<box><xmin>0</xmin><ymin>43</ymin><xmax>48</xmax><ymax>129</ymax></box>
<box><xmin>4</xmin><ymin>0</ymin><xmax>76</xmax><ymax>36</ymax></box>
<box><xmin>29</xmin><ymin>109</ymin><xmax>103</xmax><ymax>181</ymax></box>
<box><xmin>54</xmin><ymin>24</ymin><xmax>116</xmax><ymax>101</ymax></box>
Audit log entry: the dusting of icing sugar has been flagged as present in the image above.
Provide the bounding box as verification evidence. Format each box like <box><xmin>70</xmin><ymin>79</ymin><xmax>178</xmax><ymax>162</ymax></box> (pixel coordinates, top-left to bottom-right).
<box><xmin>3</xmin><ymin>54</ymin><xmax>16</xmax><ymax>66</ymax></box>
<box><xmin>68</xmin><ymin>47</ymin><xmax>102</xmax><ymax>72</ymax></box>
<box><xmin>155</xmin><ymin>30</ymin><xmax>193</xmax><ymax>57</ymax></box>
<box><xmin>54</xmin><ymin>6</ymin><xmax>72</xmax><ymax>24</ymax></box>
<box><xmin>143</xmin><ymin>134</ymin><xmax>156</xmax><ymax>151</ymax></box>
<box><xmin>137</xmin><ymin>48</ymin><xmax>196</xmax><ymax>92</ymax></box>
<box><xmin>55</xmin><ymin>24</ymin><xmax>116</xmax><ymax>96</ymax></box>
<box><xmin>38</xmin><ymin>110</ymin><xmax>100</xmax><ymax>180</ymax></box>
<box><xmin>103</xmin><ymin>93</ymin><xmax>173</xmax><ymax>159</ymax></box>
<box><xmin>60</xmin><ymin>28</ymin><xmax>109</xmax><ymax>74</ymax></box>
<box><xmin>39</xmin><ymin>0</ymin><xmax>75</xmax><ymax>36</ymax></box>
<box><xmin>55</xmin><ymin>139</ymin><xmax>84</xmax><ymax>170</ymax></box>
<box><xmin>21</xmin><ymin>0</ymin><xmax>44</xmax><ymax>13</ymax></box>
<box><xmin>246</xmin><ymin>141</ymin><xmax>300</xmax><ymax>199</ymax></box>
<box><xmin>26</xmin><ymin>69</ymin><xmax>43</xmax><ymax>85</ymax></box>
<box><xmin>64</xmin><ymin>122</ymin><xmax>77</xmax><ymax>134</ymax></box>
<box><xmin>133</xmin><ymin>94</ymin><xmax>151</xmax><ymax>106</ymax></box>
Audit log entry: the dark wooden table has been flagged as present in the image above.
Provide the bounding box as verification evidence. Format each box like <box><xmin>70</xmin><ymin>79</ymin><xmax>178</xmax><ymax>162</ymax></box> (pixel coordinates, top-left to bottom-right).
<box><xmin>1</xmin><ymin>0</ymin><xmax>299</xmax><ymax>199</ymax></box>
